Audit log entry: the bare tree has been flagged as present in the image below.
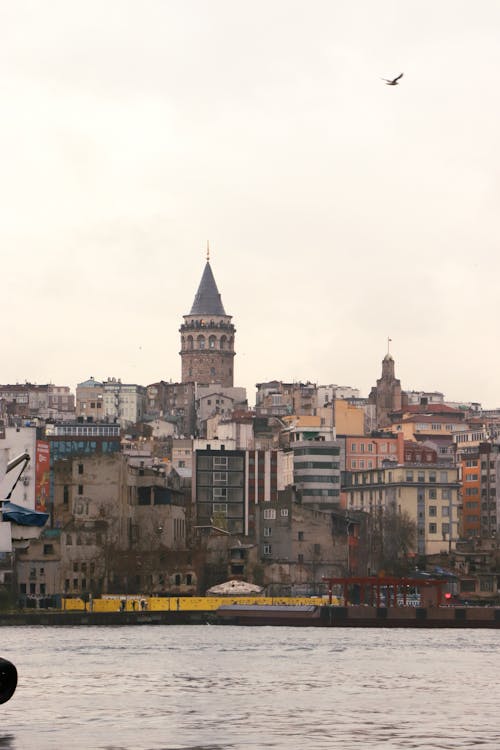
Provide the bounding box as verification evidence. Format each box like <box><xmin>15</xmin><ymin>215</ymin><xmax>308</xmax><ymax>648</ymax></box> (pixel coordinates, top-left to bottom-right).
<box><xmin>370</xmin><ymin>506</ymin><xmax>416</xmax><ymax>576</ymax></box>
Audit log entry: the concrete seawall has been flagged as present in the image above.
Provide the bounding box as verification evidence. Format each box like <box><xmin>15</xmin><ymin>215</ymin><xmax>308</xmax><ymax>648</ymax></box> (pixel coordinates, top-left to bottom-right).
<box><xmin>0</xmin><ymin>606</ymin><xmax>499</xmax><ymax>627</ymax></box>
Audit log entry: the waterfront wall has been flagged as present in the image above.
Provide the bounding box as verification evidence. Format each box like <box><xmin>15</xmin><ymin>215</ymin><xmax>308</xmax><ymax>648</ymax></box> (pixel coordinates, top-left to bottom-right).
<box><xmin>61</xmin><ymin>595</ymin><xmax>331</xmax><ymax>613</ymax></box>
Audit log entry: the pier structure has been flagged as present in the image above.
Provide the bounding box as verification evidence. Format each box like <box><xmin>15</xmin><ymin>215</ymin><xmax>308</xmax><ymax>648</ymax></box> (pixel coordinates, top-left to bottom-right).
<box><xmin>322</xmin><ymin>575</ymin><xmax>447</xmax><ymax>608</ymax></box>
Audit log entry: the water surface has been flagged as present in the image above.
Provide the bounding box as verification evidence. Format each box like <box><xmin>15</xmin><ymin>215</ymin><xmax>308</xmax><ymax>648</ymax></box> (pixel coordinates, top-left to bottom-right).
<box><xmin>0</xmin><ymin>625</ymin><xmax>498</xmax><ymax>749</ymax></box>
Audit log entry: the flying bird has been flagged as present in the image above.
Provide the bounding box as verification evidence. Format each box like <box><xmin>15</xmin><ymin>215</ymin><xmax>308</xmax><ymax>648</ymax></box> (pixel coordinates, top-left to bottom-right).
<box><xmin>381</xmin><ymin>73</ymin><xmax>403</xmax><ymax>86</ymax></box>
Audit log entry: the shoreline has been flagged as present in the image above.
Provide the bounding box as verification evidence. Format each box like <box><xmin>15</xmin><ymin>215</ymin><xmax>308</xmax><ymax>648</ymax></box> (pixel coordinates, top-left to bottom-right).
<box><xmin>0</xmin><ymin>605</ymin><xmax>499</xmax><ymax>628</ymax></box>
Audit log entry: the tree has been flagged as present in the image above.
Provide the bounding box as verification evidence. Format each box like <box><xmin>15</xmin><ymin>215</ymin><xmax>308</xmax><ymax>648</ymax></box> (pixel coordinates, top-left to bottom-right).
<box><xmin>371</xmin><ymin>506</ymin><xmax>416</xmax><ymax>576</ymax></box>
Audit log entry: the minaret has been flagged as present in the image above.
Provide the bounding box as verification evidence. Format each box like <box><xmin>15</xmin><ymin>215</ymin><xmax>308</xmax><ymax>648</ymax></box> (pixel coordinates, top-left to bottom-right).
<box><xmin>179</xmin><ymin>246</ymin><xmax>235</xmax><ymax>386</ymax></box>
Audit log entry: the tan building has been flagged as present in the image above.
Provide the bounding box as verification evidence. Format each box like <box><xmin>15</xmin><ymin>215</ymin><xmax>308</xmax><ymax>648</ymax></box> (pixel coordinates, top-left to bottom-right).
<box><xmin>16</xmin><ymin>452</ymin><xmax>190</xmax><ymax>602</ymax></box>
<box><xmin>344</xmin><ymin>463</ymin><xmax>460</xmax><ymax>556</ymax></box>
<box><xmin>334</xmin><ymin>399</ymin><xmax>365</xmax><ymax>435</ymax></box>
<box><xmin>75</xmin><ymin>378</ymin><xmax>104</xmax><ymax>421</ymax></box>
<box><xmin>0</xmin><ymin>382</ymin><xmax>75</xmax><ymax>421</ymax></box>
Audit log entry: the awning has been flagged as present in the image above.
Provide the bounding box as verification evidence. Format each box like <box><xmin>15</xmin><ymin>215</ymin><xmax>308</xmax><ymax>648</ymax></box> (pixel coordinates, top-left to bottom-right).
<box><xmin>206</xmin><ymin>579</ymin><xmax>264</xmax><ymax>596</ymax></box>
<box><xmin>2</xmin><ymin>502</ymin><xmax>49</xmax><ymax>528</ymax></box>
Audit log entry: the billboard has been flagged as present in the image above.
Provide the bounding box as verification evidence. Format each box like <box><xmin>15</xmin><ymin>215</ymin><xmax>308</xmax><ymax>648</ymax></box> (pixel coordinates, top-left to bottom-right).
<box><xmin>35</xmin><ymin>440</ymin><xmax>50</xmax><ymax>512</ymax></box>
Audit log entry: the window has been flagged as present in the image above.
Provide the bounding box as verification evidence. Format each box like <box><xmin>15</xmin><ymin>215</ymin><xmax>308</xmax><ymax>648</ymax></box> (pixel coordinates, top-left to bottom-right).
<box><xmin>78</xmin><ymin>463</ymin><xmax>84</xmax><ymax>475</ymax></box>
<box><xmin>351</xmin><ymin>443</ymin><xmax>357</xmax><ymax>452</ymax></box>
<box><xmin>43</xmin><ymin>544</ymin><xmax>54</xmax><ymax>555</ymax></box>
<box><xmin>298</xmin><ymin>553</ymin><xmax>304</xmax><ymax>563</ymax></box>
<box><xmin>263</xmin><ymin>544</ymin><xmax>272</xmax><ymax>555</ymax></box>
<box><xmin>298</xmin><ymin>531</ymin><xmax>304</xmax><ymax>541</ymax></box>
<box><xmin>429</xmin><ymin>489</ymin><xmax>437</xmax><ymax>500</ymax></box>
<box><xmin>263</xmin><ymin>527</ymin><xmax>272</xmax><ymax>537</ymax></box>
<box><xmin>460</xmin><ymin>580</ymin><xmax>475</xmax><ymax>593</ymax></box>
<box><xmin>213</xmin><ymin>472</ymin><xmax>228</xmax><ymax>484</ymax></box>
<box><xmin>406</xmin><ymin>472</ymin><xmax>414</xmax><ymax>482</ymax></box>
<box><xmin>213</xmin><ymin>488</ymin><xmax>227</xmax><ymax>499</ymax></box>
<box><xmin>212</xmin><ymin>503</ymin><xmax>228</xmax><ymax>515</ymax></box>
<box><xmin>442</xmin><ymin>489</ymin><xmax>451</xmax><ymax>500</ymax></box>
<box><xmin>280</xmin><ymin>508</ymin><xmax>289</xmax><ymax>517</ymax></box>
<box><xmin>213</xmin><ymin>456</ymin><xmax>228</xmax><ymax>468</ymax></box>
<box><xmin>78</xmin><ymin>485</ymin><xmax>83</xmax><ymax>495</ymax></box>
<box><xmin>429</xmin><ymin>472</ymin><xmax>436</xmax><ymax>483</ymax></box>
<box><xmin>442</xmin><ymin>506</ymin><xmax>450</xmax><ymax>517</ymax></box>
<box><xmin>429</xmin><ymin>506</ymin><xmax>437</xmax><ymax>516</ymax></box>
<box><xmin>63</xmin><ymin>485</ymin><xmax>69</xmax><ymax>505</ymax></box>
<box><xmin>429</xmin><ymin>523</ymin><xmax>437</xmax><ymax>533</ymax></box>
<box><xmin>441</xmin><ymin>523</ymin><xmax>450</xmax><ymax>535</ymax></box>
<box><xmin>263</xmin><ymin>509</ymin><xmax>276</xmax><ymax>520</ymax></box>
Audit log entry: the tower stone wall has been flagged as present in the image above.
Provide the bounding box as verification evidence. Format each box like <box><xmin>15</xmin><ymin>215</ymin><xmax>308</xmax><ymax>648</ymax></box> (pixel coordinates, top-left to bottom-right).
<box><xmin>180</xmin><ymin>261</ymin><xmax>235</xmax><ymax>387</ymax></box>
<box><xmin>368</xmin><ymin>353</ymin><xmax>402</xmax><ymax>428</ymax></box>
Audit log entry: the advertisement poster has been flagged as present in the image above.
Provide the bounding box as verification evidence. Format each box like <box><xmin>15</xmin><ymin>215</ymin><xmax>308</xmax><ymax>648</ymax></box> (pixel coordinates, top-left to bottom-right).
<box><xmin>35</xmin><ymin>440</ymin><xmax>50</xmax><ymax>512</ymax></box>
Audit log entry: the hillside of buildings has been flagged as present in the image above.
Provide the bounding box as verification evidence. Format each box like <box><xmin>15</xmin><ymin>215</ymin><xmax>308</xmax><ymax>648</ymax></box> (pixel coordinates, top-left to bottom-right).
<box><xmin>0</xmin><ymin>260</ymin><xmax>498</xmax><ymax>608</ymax></box>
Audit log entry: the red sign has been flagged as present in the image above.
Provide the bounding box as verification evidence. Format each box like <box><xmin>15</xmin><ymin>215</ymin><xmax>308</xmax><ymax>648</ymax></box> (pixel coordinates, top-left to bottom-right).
<box><xmin>35</xmin><ymin>441</ymin><xmax>50</xmax><ymax>512</ymax></box>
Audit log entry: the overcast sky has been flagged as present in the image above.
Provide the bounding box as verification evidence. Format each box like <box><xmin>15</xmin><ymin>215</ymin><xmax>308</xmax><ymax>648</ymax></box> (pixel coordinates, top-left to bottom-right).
<box><xmin>2</xmin><ymin>1</ymin><xmax>500</xmax><ymax>407</ymax></box>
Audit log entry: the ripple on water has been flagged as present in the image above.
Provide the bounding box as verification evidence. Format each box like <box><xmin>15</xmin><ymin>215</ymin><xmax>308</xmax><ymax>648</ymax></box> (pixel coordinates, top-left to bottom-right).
<box><xmin>0</xmin><ymin>626</ymin><xmax>499</xmax><ymax>750</ymax></box>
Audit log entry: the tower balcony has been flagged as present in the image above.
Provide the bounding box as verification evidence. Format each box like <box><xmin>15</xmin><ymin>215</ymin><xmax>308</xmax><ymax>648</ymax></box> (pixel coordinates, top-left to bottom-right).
<box><xmin>180</xmin><ymin>319</ymin><xmax>234</xmax><ymax>332</ymax></box>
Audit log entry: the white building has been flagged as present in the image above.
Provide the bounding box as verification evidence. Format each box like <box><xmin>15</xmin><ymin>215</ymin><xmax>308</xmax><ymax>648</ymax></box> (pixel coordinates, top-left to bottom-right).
<box><xmin>103</xmin><ymin>378</ymin><xmax>147</xmax><ymax>428</ymax></box>
<box><xmin>0</xmin><ymin>427</ymin><xmax>38</xmax><ymax>509</ymax></box>
<box><xmin>317</xmin><ymin>384</ymin><xmax>361</xmax><ymax>404</ymax></box>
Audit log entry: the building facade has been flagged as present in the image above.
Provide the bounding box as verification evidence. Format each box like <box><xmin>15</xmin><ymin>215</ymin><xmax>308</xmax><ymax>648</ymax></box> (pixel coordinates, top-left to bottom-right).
<box><xmin>344</xmin><ymin>462</ymin><xmax>460</xmax><ymax>556</ymax></box>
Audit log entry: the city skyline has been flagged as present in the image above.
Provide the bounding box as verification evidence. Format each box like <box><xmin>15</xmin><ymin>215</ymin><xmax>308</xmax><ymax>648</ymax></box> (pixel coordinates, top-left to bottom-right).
<box><xmin>2</xmin><ymin>2</ymin><xmax>500</xmax><ymax>406</ymax></box>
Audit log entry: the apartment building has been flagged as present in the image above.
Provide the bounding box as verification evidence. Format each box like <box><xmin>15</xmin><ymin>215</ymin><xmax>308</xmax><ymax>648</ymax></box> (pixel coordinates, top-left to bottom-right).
<box><xmin>344</xmin><ymin>462</ymin><xmax>460</xmax><ymax>556</ymax></box>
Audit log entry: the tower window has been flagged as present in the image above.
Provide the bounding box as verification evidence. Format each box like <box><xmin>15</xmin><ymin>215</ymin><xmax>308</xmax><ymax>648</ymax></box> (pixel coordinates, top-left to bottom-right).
<box><xmin>209</xmin><ymin>336</ymin><xmax>216</xmax><ymax>349</ymax></box>
<box><xmin>198</xmin><ymin>335</ymin><xmax>205</xmax><ymax>349</ymax></box>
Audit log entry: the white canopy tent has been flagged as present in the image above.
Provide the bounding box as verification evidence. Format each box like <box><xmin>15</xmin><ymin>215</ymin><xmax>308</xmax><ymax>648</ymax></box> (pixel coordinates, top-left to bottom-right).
<box><xmin>206</xmin><ymin>579</ymin><xmax>263</xmax><ymax>596</ymax></box>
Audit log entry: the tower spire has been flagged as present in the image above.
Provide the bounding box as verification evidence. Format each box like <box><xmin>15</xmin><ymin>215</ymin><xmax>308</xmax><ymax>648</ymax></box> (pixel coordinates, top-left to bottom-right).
<box><xmin>206</xmin><ymin>240</ymin><xmax>210</xmax><ymax>262</ymax></box>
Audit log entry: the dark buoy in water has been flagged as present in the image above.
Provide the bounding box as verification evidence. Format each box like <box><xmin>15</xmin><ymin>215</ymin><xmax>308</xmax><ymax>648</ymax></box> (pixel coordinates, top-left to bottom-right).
<box><xmin>0</xmin><ymin>658</ymin><xmax>17</xmax><ymax>704</ymax></box>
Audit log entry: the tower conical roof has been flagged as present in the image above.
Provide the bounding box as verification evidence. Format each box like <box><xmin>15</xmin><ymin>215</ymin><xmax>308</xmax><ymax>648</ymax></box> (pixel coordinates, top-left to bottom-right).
<box><xmin>189</xmin><ymin>262</ymin><xmax>226</xmax><ymax>316</ymax></box>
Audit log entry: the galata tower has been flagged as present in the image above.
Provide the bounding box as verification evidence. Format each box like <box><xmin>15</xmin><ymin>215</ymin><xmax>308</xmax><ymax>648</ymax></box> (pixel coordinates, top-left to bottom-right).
<box><xmin>179</xmin><ymin>249</ymin><xmax>235</xmax><ymax>386</ymax></box>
